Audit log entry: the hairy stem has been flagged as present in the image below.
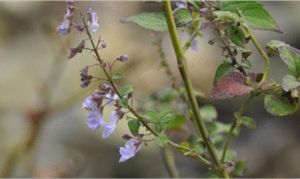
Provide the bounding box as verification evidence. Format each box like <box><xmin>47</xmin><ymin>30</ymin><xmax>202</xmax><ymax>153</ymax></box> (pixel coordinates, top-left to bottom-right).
<box><xmin>221</xmin><ymin>95</ymin><xmax>253</xmax><ymax>162</ymax></box>
<box><xmin>163</xmin><ymin>1</ymin><xmax>229</xmax><ymax>177</ymax></box>
<box><xmin>236</xmin><ymin>9</ymin><xmax>270</xmax><ymax>86</ymax></box>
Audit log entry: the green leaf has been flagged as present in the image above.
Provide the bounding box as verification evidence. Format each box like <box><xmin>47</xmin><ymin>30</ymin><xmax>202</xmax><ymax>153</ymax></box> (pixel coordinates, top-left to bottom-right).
<box><xmin>267</xmin><ymin>40</ymin><xmax>300</xmax><ymax>79</ymax></box>
<box><xmin>200</xmin><ymin>105</ymin><xmax>217</xmax><ymax>122</ymax></box>
<box><xmin>174</xmin><ymin>8</ymin><xmax>193</xmax><ymax>26</ymax></box>
<box><xmin>154</xmin><ymin>135</ymin><xmax>169</xmax><ymax>147</ymax></box>
<box><xmin>241</xmin><ymin>59</ymin><xmax>252</xmax><ymax>70</ymax></box>
<box><xmin>214</xmin><ymin>61</ymin><xmax>233</xmax><ymax>82</ymax></box>
<box><xmin>208</xmin><ymin>121</ymin><xmax>231</xmax><ymax>135</ymax></box>
<box><xmin>112</xmin><ymin>72</ymin><xmax>123</xmax><ymax>80</ymax></box>
<box><xmin>218</xmin><ymin>1</ymin><xmax>280</xmax><ymax>32</ymax></box>
<box><xmin>144</xmin><ymin>110</ymin><xmax>159</xmax><ymax>123</ymax></box>
<box><xmin>213</xmin><ymin>11</ymin><xmax>239</xmax><ymax>22</ymax></box>
<box><xmin>122</xmin><ymin>12</ymin><xmax>168</xmax><ymax>32</ymax></box>
<box><xmin>240</xmin><ymin>116</ymin><xmax>256</xmax><ymax>129</ymax></box>
<box><xmin>119</xmin><ymin>85</ymin><xmax>134</xmax><ymax>97</ymax></box>
<box><xmin>187</xmin><ymin>0</ymin><xmax>201</xmax><ymax>10</ymax></box>
<box><xmin>128</xmin><ymin>119</ymin><xmax>140</xmax><ymax>136</ymax></box>
<box><xmin>227</xmin><ymin>25</ymin><xmax>245</xmax><ymax>47</ymax></box>
<box><xmin>282</xmin><ymin>74</ymin><xmax>300</xmax><ymax>92</ymax></box>
<box><xmin>264</xmin><ymin>94</ymin><xmax>298</xmax><ymax>116</ymax></box>
<box><xmin>233</xmin><ymin>160</ymin><xmax>246</xmax><ymax>177</ymax></box>
<box><xmin>160</xmin><ymin>113</ymin><xmax>185</xmax><ymax>130</ymax></box>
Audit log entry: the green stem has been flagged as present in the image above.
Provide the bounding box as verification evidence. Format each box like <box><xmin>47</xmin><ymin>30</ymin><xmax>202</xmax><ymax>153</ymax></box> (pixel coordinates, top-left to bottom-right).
<box><xmin>163</xmin><ymin>1</ymin><xmax>228</xmax><ymax>177</ymax></box>
<box><xmin>221</xmin><ymin>95</ymin><xmax>253</xmax><ymax>162</ymax></box>
<box><xmin>162</xmin><ymin>147</ymin><xmax>180</xmax><ymax>178</ymax></box>
<box><xmin>236</xmin><ymin>9</ymin><xmax>270</xmax><ymax>86</ymax></box>
<box><xmin>168</xmin><ymin>141</ymin><xmax>212</xmax><ymax>167</ymax></box>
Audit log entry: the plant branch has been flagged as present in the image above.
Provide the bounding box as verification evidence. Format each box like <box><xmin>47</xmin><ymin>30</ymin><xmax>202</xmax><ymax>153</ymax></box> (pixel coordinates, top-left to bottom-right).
<box><xmin>79</xmin><ymin>10</ymin><xmax>213</xmax><ymax>166</ymax></box>
<box><xmin>236</xmin><ymin>9</ymin><xmax>270</xmax><ymax>86</ymax></box>
<box><xmin>221</xmin><ymin>94</ymin><xmax>253</xmax><ymax>162</ymax></box>
<box><xmin>163</xmin><ymin>1</ymin><xmax>229</xmax><ymax>177</ymax></box>
<box><xmin>161</xmin><ymin>147</ymin><xmax>180</xmax><ymax>178</ymax></box>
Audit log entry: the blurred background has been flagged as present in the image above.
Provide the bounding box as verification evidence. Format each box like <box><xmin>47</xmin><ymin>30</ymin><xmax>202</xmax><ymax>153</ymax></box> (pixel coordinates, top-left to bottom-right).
<box><xmin>0</xmin><ymin>1</ymin><xmax>300</xmax><ymax>177</ymax></box>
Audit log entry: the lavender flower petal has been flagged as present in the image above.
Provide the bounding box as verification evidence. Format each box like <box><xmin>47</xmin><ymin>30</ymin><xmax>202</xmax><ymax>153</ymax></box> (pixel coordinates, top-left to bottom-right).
<box><xmin>86</xmin><ymin>110</ymin><xmax>103</xmax><ymax>131</ymax></box>
<box><xmin>101</xmin><ymin>110</ymin><xmax>119</xmax><ymax>138</ymax></box>
<box><xmin>119</xmin><ymin>139</ymin><xmax>141</xmax><ymax>163</ymax></box>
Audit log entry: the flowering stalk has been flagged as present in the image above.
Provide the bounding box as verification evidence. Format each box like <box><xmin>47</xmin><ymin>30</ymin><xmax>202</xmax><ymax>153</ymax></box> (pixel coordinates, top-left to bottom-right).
<box><xmin>163</xmin><ymin>1</ymin><xmax>229</xmax><ymax>178</ymax></box>
<box><xmin>76</xmin><ymin>6</ymin><xmax>214</xmax><ymax>166</ymax></box>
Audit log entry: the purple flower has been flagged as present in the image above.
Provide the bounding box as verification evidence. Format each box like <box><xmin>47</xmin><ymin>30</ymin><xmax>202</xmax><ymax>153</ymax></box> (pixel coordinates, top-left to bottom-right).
<box><xmin>119</xmin><ymin>139</ymin><xmax>141</xmax><ymax>163</ymax></box>
<box><xmin>86</xmin><ymin>110</ymin><xmax>103</xmax><ymax>131</ymax></box>
<box><xmin>82</xmin><ymin>96</ymin><xmax>97</xmax><ymax>111</ymax></box>
<box><xmin>104</xmin><ymin>92</ymin><xmax>119</xmax><ymax>106</ymax></box>
<box><xmin>68</xmin><ymin>40</ymin><xmax>85</xmax><ymax>59</ymax></box>
<box><xmin>57</xmin><ymin>15</ymin><xmax>71</xmax><ymax>35</ymax></box>
<box><xmin>117</xmin><ymin>54</ymin><xmax>129</xmax><ymax>62</ymax></box>
<box><xmin>86</xmin><ymin>8</ymin><xmax>99</xmax><ymax>32</ymax></box>
<box><xmin>101</xmin><ymin>110</ymin><xmax>119</xmax><ymax>138</ymax></box>
<box><xmin>80</xmin><ymin>66</ymin><xmax>93</xmax><ymax>88</ymax></box>
<box><xmin>175</xmin><ymin>1</ymin><xmax>187</xmax><ymax>9</ymax></box>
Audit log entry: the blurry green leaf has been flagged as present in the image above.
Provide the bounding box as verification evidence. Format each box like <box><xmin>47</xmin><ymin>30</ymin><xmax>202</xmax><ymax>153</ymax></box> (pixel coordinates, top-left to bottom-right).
<box><xmin>208</xmin><ymin>121</ymin><xmax>231</xmax><ymax>135</ymax></box>
<box><xmin>160</xmin><ymin>113</ymin><xmax>185</xmax><ymax>130</ymax></box>
<box><xmin>218</xmin><ymin>1</ymin><xmax>280</xmax><ymax>31</ymax></box>
<box><xmin>227</xmin><ymin>26</ymin><xmax>245</xmax><ymax>47</ymax></box>
<box><xmin>233</xmin><ymin>160</ymin><xmax>247</xmax><ymax>177</ymax></box>
<box><xmin>264</xmin><ymin>94</ymin><xmax>298</xmax><ymax>116</ymax></box>
<box><xmin>241</xmin><ymin>59</ymin><xmax>252</xmax><ymax>70</ymax></box>
<box><xmin>267</xmin><ymin>40</ymin><xmax>300</xmax><ymax>79</ymax></box>
<box><xmin>200</xmin><ymin>105</ymin><xmax>218</xmax><ymax>122</ymax></box>
<box><xmin>213</xmin><ymin>11</ymin><xmax>239</xmax><ymax>22</ymax></box>
<box><xmin>174</xmin><ymin>8</ymin><xmax>193</xmax><ymax>26</ymax></box>
<box><xmin>211</xmin><ymin>134</ymin><xmax>223</xmax><ymax>148</ymax></box>
<box><xmin>112</xmin><ymin>72</ymin><xmax>123</xmax><ymax>80</ymax></box>
<box><xmin>128</xmin><ymin>119</ymin><xmax>140</xmax><ymax>136</ymax></box>
<box><xmin>144</xmin><ymin>110</ymin><xmax>159</xmax><ymax>123</ymax></box>
<box><xmin>118</xmin><ymin>98</ymin><xmax>129</xmax><ymax>108</ymax></box>
<box><xmin>214</xmin><ymin>61</ymin><xmax>233</xmax><ymax>82</ymax></box>
<box><xmin>119</xmin><ymin>85</ymin><xmax>134</xmax><ymax>97</ymax></box>
<box><xmin>154</xmin><ymin>135</ymin><xmax>169</xmax><ymax>147</ymax></box>
<box><xmin>240</xmin><ymin>116</ymin><xmax>256</xmax><ymax>129</ymax></box>
<box><xmin>282</xmin><ymin>74</ymin><xmax>300</xmax><ymax>92</ymax></box>
<box><xmin>157</xmin><ymin>89</ymin><xmax>177</xmax><ymax>103</ymax></box>
<box><xmin>122</xmin><ymin>12</ymin><xmax>168</xmax><ymax>31</ymax></box>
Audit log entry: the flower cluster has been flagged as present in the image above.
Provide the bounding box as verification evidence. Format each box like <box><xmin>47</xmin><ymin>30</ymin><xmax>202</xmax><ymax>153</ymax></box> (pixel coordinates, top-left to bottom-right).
<box><xmin>57</xmin><ymin>1</ymin><xmax>99</xmax><ymax>35</ymax></box>
<box><xmin>57</xmin><ymin>0</ymin><xmax>144</xmax><ymax>164</ymax></box>
<box><xmin>82</xmin><ymin>83</ymin><xmax>141</xmax><ymax>162</ymax></box>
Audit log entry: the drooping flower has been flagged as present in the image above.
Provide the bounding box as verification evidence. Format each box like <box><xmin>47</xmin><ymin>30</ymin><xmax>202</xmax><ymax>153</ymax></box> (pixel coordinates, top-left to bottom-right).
<box><xmin>80</xmin><ymin>66</ymin><xmax>93</xmax><ymax>88</ymax></box>
<box><xmin>117</xmin><ymin>54</ymin><xmax>129</xmax><ymax>62</ymax></box>
<box><xmin>101</xmin><ymin>110</ymin><xmax>119</xmax><ymax>138</ymax></box>
<box><xmin>86</xmin><ymin>110</ymin><xmax>103</xmax><ymax>131</ymax></box>
<box><xmin>57</xmin><ymin>15</ymin><xmax>71</xmax><ymax>35</ymax></box>
<box><xmin>86</xmin><ymin>8</ymin><xmax>99</xmax><ymax>32</ymax></box>
<box><xmin>119</xmin><ymin>138</ymin><xmax>142</xmax><ymax>163</ymax></box>
<box><xmin>68</xmin><ymin>40</ymin><xmax>85</xmax><ymax>59</ymax></box>
<box><xmin>82</xmin><ymin>96</ymin><xmax>97</xmax><ymax>111</ymax></box>
<box><xmin>57</xmin><ymin>1</ymin><xmax>74</xmax><ymax>35</ymax></box>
